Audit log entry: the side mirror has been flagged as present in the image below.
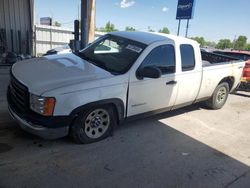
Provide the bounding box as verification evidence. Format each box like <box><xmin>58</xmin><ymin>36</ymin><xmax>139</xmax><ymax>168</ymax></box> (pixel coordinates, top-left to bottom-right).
<box><xmin>137</xmin><ymin>66</ymin><xmax>162</xmax><ymax>80</ymax></box>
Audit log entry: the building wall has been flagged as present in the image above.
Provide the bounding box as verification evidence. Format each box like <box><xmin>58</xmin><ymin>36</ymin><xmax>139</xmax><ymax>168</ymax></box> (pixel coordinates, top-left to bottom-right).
<box><xmin>0</xmin><ymin>0</ymin><xmax>34</xmax><ymax>54</ymax></box>
<box><xmin>34</xmin><ymin>25</ymin><xmax>74</xmax><ymax>56</ymax></box>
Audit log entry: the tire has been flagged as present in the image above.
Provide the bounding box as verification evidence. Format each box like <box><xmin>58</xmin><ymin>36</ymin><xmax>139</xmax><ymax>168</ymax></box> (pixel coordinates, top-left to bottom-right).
<box><xmin>205</xmin><ymin>82</ymin><xmax>229</xmax><ymax>110</ymax></box>
<box><xmin>70</xmin><ymin>105</ymin><xmax>116</xmax><ymax>144</ymax></box>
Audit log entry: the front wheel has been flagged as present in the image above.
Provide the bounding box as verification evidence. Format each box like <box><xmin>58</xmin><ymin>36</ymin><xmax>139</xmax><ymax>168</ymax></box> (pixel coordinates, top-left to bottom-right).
<box><xmin>70</xmin><ymin>106</ymin><xmax>116</xmax><ymax>144</ymax></box>
<box><xmin>205</xmin><ymin>82</ymin><xmax>229</xmax><ymax>109</ymax></box>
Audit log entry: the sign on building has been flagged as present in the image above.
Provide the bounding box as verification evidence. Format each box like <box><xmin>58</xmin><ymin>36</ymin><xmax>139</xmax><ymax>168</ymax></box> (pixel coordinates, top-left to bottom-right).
<box><xmin>40</xmin><ymin>17</ymin><xmax>52</xmax><ymax>26</ymax></box>
<box><xmin>176</xmin><ymin>0</ymin><xmax>195</xmax><ymax>20</ymax></box>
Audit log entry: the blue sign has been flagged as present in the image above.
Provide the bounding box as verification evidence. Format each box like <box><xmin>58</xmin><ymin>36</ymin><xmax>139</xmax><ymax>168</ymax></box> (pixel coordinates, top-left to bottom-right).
<box><xmin>176</xmin><ymin>0</ymin><xmax>195</xmax><ymax>19</ymax></box>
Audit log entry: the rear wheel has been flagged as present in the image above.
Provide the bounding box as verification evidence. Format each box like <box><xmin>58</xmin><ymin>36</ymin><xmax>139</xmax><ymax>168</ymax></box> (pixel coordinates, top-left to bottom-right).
<box><xmin>71</xmin><ymin>106</ymin><xmax>116</xmax><ymax>144</ymax></box>
<box><xmin>205</xmin><ymin>82</ymin><xmax>229</xmax><ymax>109</ymax></box>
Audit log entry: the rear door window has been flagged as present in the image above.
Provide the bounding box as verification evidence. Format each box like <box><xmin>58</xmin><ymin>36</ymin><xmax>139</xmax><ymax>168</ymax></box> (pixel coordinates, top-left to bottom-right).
<box><xmin>180</xmin><ymin>44</ymin><xmax>195</xmax><ymax>71</ymax></box>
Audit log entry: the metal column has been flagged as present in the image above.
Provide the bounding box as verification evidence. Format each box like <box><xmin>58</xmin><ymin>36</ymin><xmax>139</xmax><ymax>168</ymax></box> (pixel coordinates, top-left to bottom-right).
<box><xmin>81</xmin><ymin>0</ymin><xmax>89</xmax><ymax>49</ymax></box>
<box><xmin>177</xmin><ymin>19</ymin><xmax>181</xmax><ymax>36</ymax></box>
<box><xmin>185</xmin><ymin>19</ymin><xmax>190</xmax><ymax>38</ymax></box>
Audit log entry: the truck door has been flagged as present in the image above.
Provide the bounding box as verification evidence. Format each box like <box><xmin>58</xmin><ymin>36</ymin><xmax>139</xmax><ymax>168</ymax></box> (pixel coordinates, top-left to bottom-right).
<box><xmin>127</xmin><ymin>44</ymin><xmax>178</xmax><ymax>117</ymax></box>
<box><xmin>172</xmin><ymin>44</ymin><xmax>202</xmax><ymax>109</ymax></box>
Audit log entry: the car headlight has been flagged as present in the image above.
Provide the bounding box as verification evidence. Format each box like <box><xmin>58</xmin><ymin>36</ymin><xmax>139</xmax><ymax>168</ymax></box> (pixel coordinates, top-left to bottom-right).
<box><xmin>30</xmin><ymin>93</ymin><xmax>56</xmax><ymax>116</ymax></box>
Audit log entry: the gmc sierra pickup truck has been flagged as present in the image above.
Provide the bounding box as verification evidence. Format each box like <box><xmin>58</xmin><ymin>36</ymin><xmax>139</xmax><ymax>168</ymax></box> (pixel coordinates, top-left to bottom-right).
<box><xmin>7</xmin><ymin>31</ymin><xmax>245</xmax><ymax>144</ymax></box>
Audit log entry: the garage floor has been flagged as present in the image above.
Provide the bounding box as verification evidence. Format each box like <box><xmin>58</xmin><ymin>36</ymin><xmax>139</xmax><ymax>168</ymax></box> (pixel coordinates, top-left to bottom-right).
<box><xmin>0</xmin><ymin>69</ymin><xmax>250</xmax><ymax>188</ymax></box>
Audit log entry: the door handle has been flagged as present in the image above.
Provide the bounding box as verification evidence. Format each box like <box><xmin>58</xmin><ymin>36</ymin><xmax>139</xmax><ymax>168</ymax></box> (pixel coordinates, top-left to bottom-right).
<box><xmin>166</xmin><ymin>80</ymin><xmax>177</xmax><ymax>85</ymax></box>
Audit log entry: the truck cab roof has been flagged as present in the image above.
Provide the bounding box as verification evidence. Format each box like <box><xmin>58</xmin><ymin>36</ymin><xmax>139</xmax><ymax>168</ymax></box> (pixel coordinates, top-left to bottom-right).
<box><xmin>111</xmin><ymin>31</ymin><xmax>199</xmax><ymax>46</ymax></box>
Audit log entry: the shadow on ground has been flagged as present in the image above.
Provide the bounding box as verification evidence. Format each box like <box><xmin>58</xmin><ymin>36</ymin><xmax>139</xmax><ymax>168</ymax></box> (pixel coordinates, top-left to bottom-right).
<box><xmin>0</xmin><ymin>104</ymin><xmax>249</xmax><ymax>188</ymax></box>
<box><xmin>232</xmin><ymin>92</ymin><xmax>250</xmax><ymax>98</ymax></box>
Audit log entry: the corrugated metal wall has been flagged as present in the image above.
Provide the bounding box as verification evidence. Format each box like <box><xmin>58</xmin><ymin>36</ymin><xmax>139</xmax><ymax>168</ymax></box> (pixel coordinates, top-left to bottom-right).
<box><xmin>0</xmin><ymin>0</ymin><xmax>34</xmax><ymax>54</ymax></box>
<box><xmin>34</xmin><ymin>26</ymin><xmax>106</xmax><ymax>56</ymax></box>
<box><xmin>35</xmin><ymin>25</ymin><xmax>74</xmax><ymax>56</ymax></box>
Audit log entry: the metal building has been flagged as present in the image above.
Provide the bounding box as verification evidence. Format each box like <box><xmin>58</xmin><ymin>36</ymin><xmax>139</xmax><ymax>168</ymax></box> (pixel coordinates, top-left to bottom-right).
<box><xmin>0</xmin><ymin>0</ymin><xmax>34</xmax><ymax>55</ymax></box>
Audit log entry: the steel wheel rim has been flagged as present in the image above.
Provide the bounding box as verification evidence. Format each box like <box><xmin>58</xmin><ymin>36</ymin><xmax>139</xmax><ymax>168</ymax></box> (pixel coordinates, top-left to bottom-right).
<box><xmin>216</xmin><ymin>87</ymin><xmax>227</xmax><ymax>104</ymax></box>
<box><xmin>84</xmin><ymin>109</ymin><xmax>110</xmax><ymax>139</ymax></box>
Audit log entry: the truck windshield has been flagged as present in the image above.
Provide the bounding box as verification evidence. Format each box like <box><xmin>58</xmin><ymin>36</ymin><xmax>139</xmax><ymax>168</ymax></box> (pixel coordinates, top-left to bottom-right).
<box><xmin>76</xmin><ymin>35</ymin><xmax>147</xmax><ymax>74</ymax></box>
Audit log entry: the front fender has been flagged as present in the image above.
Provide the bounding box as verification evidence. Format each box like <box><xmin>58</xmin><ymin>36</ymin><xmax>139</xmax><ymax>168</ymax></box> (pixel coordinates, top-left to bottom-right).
<box><xmin>70</xmin><ymin>98</ymin><xmax>125</xmax><ymax>123</ymax></box>
<box><xmin>52</xmin><ymin>83</ymin><xmax>128</xmax><ymax>120</ymax></box>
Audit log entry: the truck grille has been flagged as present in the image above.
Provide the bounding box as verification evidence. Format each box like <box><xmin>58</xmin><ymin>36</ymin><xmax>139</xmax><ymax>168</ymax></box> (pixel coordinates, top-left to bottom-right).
<box><xmin>9</xmin><ymin>73</ymin><xmax>29</xmax><ymax>112</ymax></box>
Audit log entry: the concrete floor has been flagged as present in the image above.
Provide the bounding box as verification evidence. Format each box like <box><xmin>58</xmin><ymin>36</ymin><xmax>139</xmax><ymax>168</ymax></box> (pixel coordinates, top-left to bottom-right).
<box><xmin>0</xmin><ymin>68</ymin><xmax>250</xmax><ymax>188</ymax></box>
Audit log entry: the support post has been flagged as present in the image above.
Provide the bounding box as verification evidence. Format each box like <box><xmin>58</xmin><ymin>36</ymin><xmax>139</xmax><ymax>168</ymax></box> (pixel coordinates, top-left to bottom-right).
<box><xmin>74</xmin><ymin>20</ymin><xmax>80</xmax><ymax>41</ymax></box>
<box><xmin>34</xmin><ymin>25</ymin><xmax>37</xmax><ymax>56</ymax></box>
<box><xmin>50</xmin><ymin>27</ymin><xmax>52</xmax><ymax>50</ymax></box>
<box><xmin>81</xmin><ymin>0</ymin><xmax>95</xmax><ymax>49</ymax></box>
<box><xmin>18</xmin><ymin>30</ymin><xmax>21</xmax><ymax>54</ymax></box>
<box><xmin>185</xmin><ymin>19</ymin><xmax>190</xmax><ymax>38</ymax></box>
<box><xmin>10</xmin><ymin>30</ymin><xmax>14</xmax><ymax>52</ymax></box>
<box><xmin>88</xmin><ymin>0</ymin><xmax>95</xmax><ymax>43</ymax></box>
<box><xmin>81</xmin><ymin>0</ymin><xmax>88</xmax><ymax>49</ymax></box>
<box><xmin>177</xmin><ymin>19</ymin><xmax>181</xmax><ymax>36</ymax></box>
<box><xmin>26</xmin><ymin>31</ymin><xmax>30</xmax><ymax>54</ymax></box>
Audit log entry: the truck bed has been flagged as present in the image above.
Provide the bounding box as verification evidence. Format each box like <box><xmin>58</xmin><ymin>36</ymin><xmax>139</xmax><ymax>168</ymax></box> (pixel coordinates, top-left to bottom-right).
<box><xmin>197</xmin><ymin>51</ymin><xmax>245</xmax><ymax>100</ymax></box>
<box><xmin>201</xmin><ymin>51</ymin><xmax>240</xmax><ymax>67</ymax></box>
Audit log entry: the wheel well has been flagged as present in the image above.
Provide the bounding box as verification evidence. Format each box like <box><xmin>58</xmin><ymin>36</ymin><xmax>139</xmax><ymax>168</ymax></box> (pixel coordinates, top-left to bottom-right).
<box><xmin>104</xmin><ymin>102</ymin><xmax>125</xmax><ymax>124</ymax></box>
<box><xmin>70</xmin><ymin>99</ymin><xmax>125</xmax><ymax>124</ymax></box>
<box><xmin>219</xmin><ymin>77</ymin><xmax>235</xmax><ymax>91</ymax></box>
<box><xmin>106</xmin><ymin>103</ymin><xmax>121</xmax><ymax>124</ymax></box>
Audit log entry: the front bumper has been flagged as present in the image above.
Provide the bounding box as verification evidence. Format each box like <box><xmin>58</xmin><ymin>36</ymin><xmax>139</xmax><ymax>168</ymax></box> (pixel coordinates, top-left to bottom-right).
<box><xmin>9</xmin><ymin>106</ymin><xmax>69</xmax><ymax>139</ymax></box>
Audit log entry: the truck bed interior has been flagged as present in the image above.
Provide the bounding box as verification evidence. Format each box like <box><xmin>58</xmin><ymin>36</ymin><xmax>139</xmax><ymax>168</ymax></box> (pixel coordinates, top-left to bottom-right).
<box><xmin>201</xmin><ymin>51</ymin><xmax>239</xmax><ymax>67</ymax></box>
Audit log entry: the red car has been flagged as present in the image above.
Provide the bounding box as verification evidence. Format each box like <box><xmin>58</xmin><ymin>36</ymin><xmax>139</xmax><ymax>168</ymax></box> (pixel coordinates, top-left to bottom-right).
<box><xmin>213</xmin><ymin>51</ymin><xmax>250</xmax><ymax>89</ymax></box>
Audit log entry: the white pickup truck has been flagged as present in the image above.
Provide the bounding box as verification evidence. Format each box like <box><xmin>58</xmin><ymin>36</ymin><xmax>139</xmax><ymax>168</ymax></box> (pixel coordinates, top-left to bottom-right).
<box><xmin>7</xmin><ymin>32</ymin><xmax>245</xmax><ymax>144</ymax></box>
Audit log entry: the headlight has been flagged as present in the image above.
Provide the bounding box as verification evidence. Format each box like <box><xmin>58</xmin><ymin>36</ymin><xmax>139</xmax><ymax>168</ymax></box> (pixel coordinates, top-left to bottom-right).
<box><xmin>30</xmin><ymin>93</ymin><xmax>56</xmax><ymax>116</ymax></box>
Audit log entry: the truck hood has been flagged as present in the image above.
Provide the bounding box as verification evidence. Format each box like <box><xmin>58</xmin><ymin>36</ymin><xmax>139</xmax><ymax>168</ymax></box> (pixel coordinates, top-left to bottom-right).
<box><xmin>12</xmin><ymin>53</ymin><xmax>114</xmax><ymax>95</ymax></box>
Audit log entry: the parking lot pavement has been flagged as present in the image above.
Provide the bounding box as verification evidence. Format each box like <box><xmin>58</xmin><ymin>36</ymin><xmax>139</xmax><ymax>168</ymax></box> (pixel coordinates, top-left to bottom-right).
<box><xmin>0</xmin><ymin>88</ymin><xmax>250</xmax><ymax>187</ymax></box>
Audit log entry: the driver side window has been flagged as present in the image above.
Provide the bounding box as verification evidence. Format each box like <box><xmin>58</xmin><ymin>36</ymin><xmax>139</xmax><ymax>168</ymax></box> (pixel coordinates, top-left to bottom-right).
<box><xmin>140</xmin><ymin>45</ymin><xmax>176</xmax><ymax>74</ymax></box>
